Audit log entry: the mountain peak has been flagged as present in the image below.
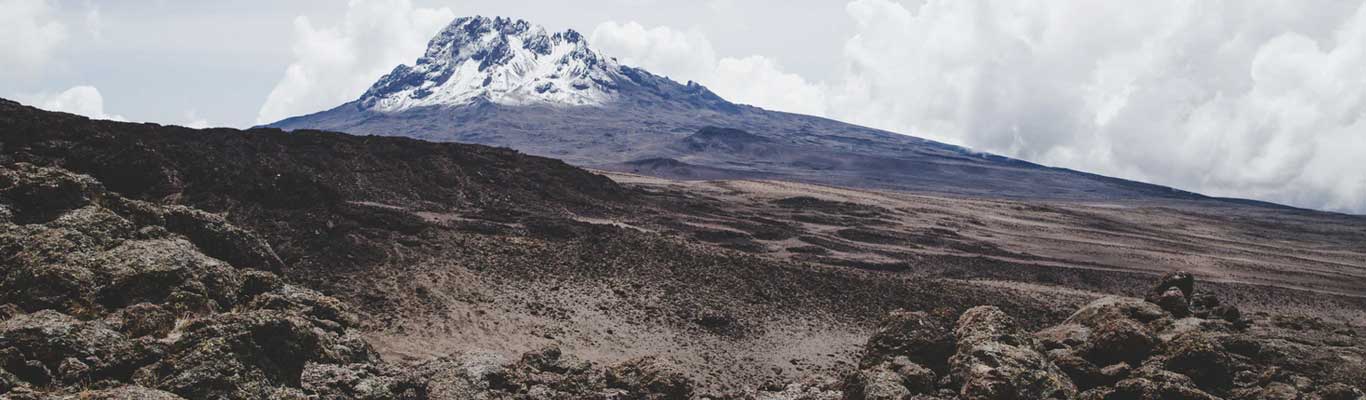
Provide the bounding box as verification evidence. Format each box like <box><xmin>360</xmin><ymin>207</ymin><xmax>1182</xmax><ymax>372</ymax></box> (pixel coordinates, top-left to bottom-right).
<box><xmin>358</xmin><ymin>16</ymin><xmax>622</xmax><ymax>112</ymax></box>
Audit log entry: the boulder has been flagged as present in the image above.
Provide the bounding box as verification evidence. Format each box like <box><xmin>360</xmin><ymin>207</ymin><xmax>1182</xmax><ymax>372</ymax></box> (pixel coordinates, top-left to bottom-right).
<box><xmin>860</xmin><ymin>309</ymin><xmax>955</xmax><ymax>370</ymax></box>
<box><xmin>0</xmin><ymin>310</ymin><xmax>156</xmax><ymax>385</ymax></box>
<box><xmin>0</xmin><ymin>304</ymin><xmax>22</xmax><ymax>321</ymax></box>
<box><xmin>845</xmin><ymin>356</ymin><xmax>937</xmax><ymax>399</ymax></box>
<box><xmin>43</xmin><ymin>205</ymin><xmax>138</xmax><ymax>250</ymax></box>
<box><xmin>1188</xmin><ymin>292</ymin><xmax>1244</xmax><ymax>325</ymax></box>
<box><xmin>604</xmin><ymin>356</ymin><xmax>693</xmax><ymax>400</ymax></box>
<box><xmin>57</xmin><ymin>357</ymin><xmax>91</xmax><ymax>385</ymax></box>
<box><xmin>136</xmin><ymin>310</ymin><xmax>377</xmax><ymax>400</ymax></box>
<box><xmin>1035</xmin><ymin>323</ymin><xmax>1089</xmax><ymax>351</ymax></box>
<box><xmin>0</xmin><ymin>263</ymin><xmax>96</xmax><ymax>316</ymax></box>
<box><xmin>1151</xmin><ymin>287</ymin><xmax>1191</xmax><ymax>317</ymax></box>
<box><xmin>1148</xmin><ymin>271</ymin><xmax>1195</xmax><ymax>299</ymax></box>
<box><xmin>1162</xmin><ymin>331</ymin><xmax>1237</xmax><ymax>391</ymax></box>
<box><xmin>245</xmin><ymin>285</ymin><xmax>360</xmax><ymax>332</ymax></box>
<box><xmin>1058</xmin><ymin>296</ymin><xmax>1167</xmax><ymax>356</ymax></box>
<box><xmin>1315</xmin><ymin>383</ymin><xmax>1365</xmax><ymax>400</ymax></box>
<box><xmin>237</xmin><ymin>270</ymin><xmax>286</xmax><ymax>302</ymax></box>
<box><xmin>65</xmin><ymin>385</ymin><xmax>189</xmax><ymax>399</ymax></box>
<box><xmin>160</xmin><ymin>205</ymin><xmax>287</xmax><ymax>273</ymax></box>
<box><xmin>753</xmin><ymin>375</ymin><xmax>844</xmax><ymax>400</ymax></box>
<box><xmin>844</xmin><ymin>366</ymin><xmax>911</xmax><ymax>400</ymax></box>
<box><xmin>90</xmin><ymin>238</ymin><xmax>245</xmax><ymax>314</ymax></box>
<box><xmin>1229</xmin><ymin>382</ymin><xmax>1301</xmax><ymax>400</ymax></box>
<box><xmin>1097</xmin><ymin>363</ymin><xmax>1131</xmax><ymax>385</ymax></box>
<box><xmin>1046</xmin><ymin>349</ymin><xmax>1102</xmax><ymax>390</ymax></box>
<box><xmin>949</xmin><ymin>306</ymin><xmax>1076</xmax><ymax>400</ymax></box>
<box><xmin>111</xmin><ymin>199</ymin><xmax>286</xmax><ymax>272</ymax></box>
<box><xmin>1082</xmin><ymin>317</ymin><xmax>1157</xmax><ymax>366</ymax></box>
<box><xmin>300</xmin><ymin>362</ymin><xmax>410</xmax><ymax>400</ymax></box>
<box><xmin>108</xmin><ymin>303</ymin><xmax>177</xmax><ymax>338</ymax></box>
<box><xmin>0</xmin><ymin>367</ymin><xmax>26</xmax><ymax>393</ymax></box>
<box><xmin>1078</xmin><ymin>363</ymin><xmax>1220</xmax><ymax>400</ymax></box>
<box><xmin>403</xmin><ymin>353</ymin><xmax>512</xmax><ymax>399</ymax></box>
<box><xmin>1145</xmin><ymin>271</ymin><xmax>1195</xmax><ymax>317</ymax></box>
<box><xmin>1066</xmin><ymin>296</ymin><xmax>1168</xmax><ymax>328</ymax></box>
<box><xmin>0</xmin><ymin>164</ymin><xmax>102</xmax><ymax>224</ymax></box>
<box><xmin>520</xmin><ymin>346</ymin><xmax>592</xmax><ymax>376</ymax></box>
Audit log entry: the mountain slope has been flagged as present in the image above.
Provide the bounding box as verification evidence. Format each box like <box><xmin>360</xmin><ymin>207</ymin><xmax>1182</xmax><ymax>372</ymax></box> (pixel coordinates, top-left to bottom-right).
<box><xmin>5</xmin><ymin>98</ymin><xmax>1366</xmax><ymax>398</ymax></box>
<box><xmin>268</xmin><ymin>16</ymin><xmax>1218</xmax><ymax>204</ymax></box>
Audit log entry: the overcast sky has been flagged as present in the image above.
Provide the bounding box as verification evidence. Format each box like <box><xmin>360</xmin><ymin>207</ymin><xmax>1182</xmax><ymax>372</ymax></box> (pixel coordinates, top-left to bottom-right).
<box><xmin>4</xmin><ymin>0</ymin><xmax>1365</xmax><ymax>213</ymax></box>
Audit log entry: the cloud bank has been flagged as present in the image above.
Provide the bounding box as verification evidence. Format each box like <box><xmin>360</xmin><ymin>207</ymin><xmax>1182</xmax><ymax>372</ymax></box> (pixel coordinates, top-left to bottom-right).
<box><xmin>255</xmin><ymin>0</ymin><xmax>454</xmax><ymax>125</ymax></box>
<box><xmin>591</xmin><ymin>21</ymin><xmax>828</xmax><ymax>116</ymax></box>
<box><xmin>29</xmin><ymin>86</ymin><xmax>126</xmax><ymax>122</ymax></box>
<box><xmin>0</xmin><ymin>0</ymin><xmax>67</xmax><ymax>79</ymax></box>
<box><xmin>593</xmin><ymin>0</ymin><xmax>1366</xmax><ymax>213</ymax></box>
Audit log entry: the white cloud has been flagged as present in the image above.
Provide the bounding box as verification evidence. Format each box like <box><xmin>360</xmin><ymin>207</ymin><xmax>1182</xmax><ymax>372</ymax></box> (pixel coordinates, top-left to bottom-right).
<box><xmin>823</xmin><ymin>0</ymin><xmax>1366</xmax><ymax>213</ymax></box>
<box><xmin>591</xmin><ymin>21</ymin><xmax>827</xmax><ymax>116</ymax></box>
<box><xmin>83</xmin><ymin>4</ymin><xmax>104</xmax><ymax>41</ymax></box>
<box><xmin>182</xmin><ymin>109</ymin><xmax>211</xmax><ymax>129</ymax></box>
<box><xmin>0</xmin><ymin>0</ymin><xmax>68</xmax><ymax>78</ymax></box>
<box><xmin>591</xmin><ymin>21</ymin><xmax>717</xmax><ymax>83</ymax></box>
<box><xmin>255</xmin><ymin>0</ymin><xmax>455</xmax><ymax>125</ymax></box>
<box><xmin>595</xmin><ymin>1</ymin><xmax>1366</xmax><ymax>212</ymax></box>
<box><xmin>31</xmin><ymin>86</ymin><xmax>125</xmax><ymax>121</ymax></box>
<box><xmin>713</xmin><ymin>56</ymin><xmax>827</xmax><ymax>116</ymax></box>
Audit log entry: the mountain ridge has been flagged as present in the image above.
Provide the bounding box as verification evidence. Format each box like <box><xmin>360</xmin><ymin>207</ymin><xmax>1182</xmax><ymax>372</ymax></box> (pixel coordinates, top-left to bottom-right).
<box><xmin>268</xmin><ymin>15</ymin><xmax>1299</xmax><ymax>210</ymax></box>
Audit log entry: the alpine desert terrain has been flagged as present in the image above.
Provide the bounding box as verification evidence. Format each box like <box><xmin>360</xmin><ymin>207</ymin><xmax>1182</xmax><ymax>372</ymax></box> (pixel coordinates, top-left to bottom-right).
<box><xmin>2</xmin><ymin>99</ymin><xmax>1364</xmax><ymax>399</ymax></box>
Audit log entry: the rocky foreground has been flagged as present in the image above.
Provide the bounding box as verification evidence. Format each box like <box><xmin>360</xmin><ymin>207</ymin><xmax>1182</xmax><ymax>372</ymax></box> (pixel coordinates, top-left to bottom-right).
<box><xmin>1</xmin><ymin>163</ymin><xmax>1362</xmax><ymax>399</ymax></box>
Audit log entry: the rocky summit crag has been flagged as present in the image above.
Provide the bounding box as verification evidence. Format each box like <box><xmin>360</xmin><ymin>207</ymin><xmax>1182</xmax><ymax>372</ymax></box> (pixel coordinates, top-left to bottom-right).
<box><xmin>358</xmin><ymin>16</ymin><xmax>624</xmax><ymax>111</ymax></box>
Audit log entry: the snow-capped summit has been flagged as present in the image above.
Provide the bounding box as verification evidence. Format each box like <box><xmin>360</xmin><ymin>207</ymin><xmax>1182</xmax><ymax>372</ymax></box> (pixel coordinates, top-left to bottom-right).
<box><xmin>359</xmin><ymin>16</ymin><xmax>624</xmax><ymax>112</ymax></box>
<box><xmin>268</xmin><ymin>15</ymin><xmax>1237</xmax><ymax>208</ymax></box>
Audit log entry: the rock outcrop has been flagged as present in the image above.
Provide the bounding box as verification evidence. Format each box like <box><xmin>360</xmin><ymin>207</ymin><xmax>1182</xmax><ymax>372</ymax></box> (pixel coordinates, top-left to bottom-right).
<box><xmin>0</xmin><ymin>164</ymin><xmax>394</xmax><ymax>399</ymax></box>
<box><xmin>838</xmin><ymin>271</ymin><xmax>1365</xmax><ymax>400</ymax></box>
<box><xmin>949</xmin><ymin>306</ymin><xmax>1077</xmax><ymax>399</ymax></box>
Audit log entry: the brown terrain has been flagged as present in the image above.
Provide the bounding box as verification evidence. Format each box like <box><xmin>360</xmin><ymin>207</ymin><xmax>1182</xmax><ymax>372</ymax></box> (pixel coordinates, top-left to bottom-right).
<box><xmin>2</xmin><ymin>99</ymin><xmax>1365</xmax><ymax>399</ymax></box>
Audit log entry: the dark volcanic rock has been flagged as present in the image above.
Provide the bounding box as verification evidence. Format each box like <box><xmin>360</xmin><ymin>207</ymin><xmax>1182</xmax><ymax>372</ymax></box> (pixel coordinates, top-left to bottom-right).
<box><xmin>1161</xmin><ymin>331</ymin><xmax>1237</xmax><ymax>392</ymax></box>
<box><xmin>844</xmin><ymin>270</ymin><xmax>1363</xmax><ymax>400</ymax></box>
<box><xmin>300</xmin><ymin>362</ymin><xmax>415</xmax><ymax>400</ymax></box>
<box><xmin>107</xmin><ymin>303</ymin><xmax>177</xmax><ymax>339</ymax></box>
<box><xmin>246</xmin><ymin>285</ymin><xmax>361</xmax><ymax>332</ymax></box>
<box><xmin>0</xmin><ymin>304</ymin><xmax>21</xmax><ymax>322</ymax></box>
<box><xmin>0</xmin><ymin>162</ymin><xmax>102</xmax><ymax>224</ymax></box>
<box><xmin>92</xmin><ymin>238</ymin><xmax>245</xmax><ymax>313</ymax></box>
<box><xmin>0</xmin><ymin>163</ymin><xmax>397</xmax><ymax>399</ymax></box>
<box><xmin>1151</xmin><ymin>287</ymin><xmax>1191</xmax><ymax>317</ymax></box>
<box><xmin>2</xmin><ymin>101</ymin><xmax>1364</xmax><ymax>399</ymax></box>
<box><xmin>0</xmin><ymin>263</ymin><xmax>97</xmax><ymax>317</ymax></box>
<box><xmin>1316</xmin><ymin>383</ymin><xmax>1366</xmax><ymax>400</ymax></box>
<box><xmin>69</xmin><ymin>385</ymin><xmax>189</xmax><ymax>399</ymax></box>
<box><xmin>1081</xmin><ymin>366</ymin><xmax>1220</xmax><ymax>400</ymax></box>
<box><xmin>136</xmin><ymin>310</ymin><xmax>376</xmax><ymax>399</ymax></box>
<box><xmin>1084</xmin><ymin>317</ymin><xmax>1158</xmax><ymax>366</ymax></box>
<box><xmin>1146</xmin><ymin>271</ymin><xmax>1195</xmax><ymax>317</ymax></box>
<box><xmin>114</xmin><ymin>200</ymin><xmax>287</xmax><ymax>272</ymax></box>
<box><xmin>0</xmin><ymin>368</ymin><xmax>25</xmax><ymax>394</ymax></box>
<box><xmin>949</xmin><ymin>306</ymin><xmax>1077</xmax><ymax>400</ymax></box>
<box><xmin>859</xmin><ymin>309</ymin><xmax>955</xmax><ymax>371</ymax></box>
<box><xmin>1150</xmin><ymin>271</ymin><xmax>1195</xmax><ymax>299</ymax></box>
<box><xmin>604</xmin><ymin>357</ymin><xmax>694</xmax><ymax>400</ymax></box>
<box><xmin>844</xmin><ymin>355</ymin><xmax>936</xmax><ymax>400</ymax></box>
<box><xmin>0</xmin><ymin>310</ymin><xmax>158</xmax><ymax>385</ymax></box>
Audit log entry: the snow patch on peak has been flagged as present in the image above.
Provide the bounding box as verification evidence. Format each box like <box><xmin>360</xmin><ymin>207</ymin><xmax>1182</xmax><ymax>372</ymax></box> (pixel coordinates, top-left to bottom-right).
<box><xmin>359</xmin><ymin>16</ymin><xmax>623</xmax><ymax>112</ymax></box>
